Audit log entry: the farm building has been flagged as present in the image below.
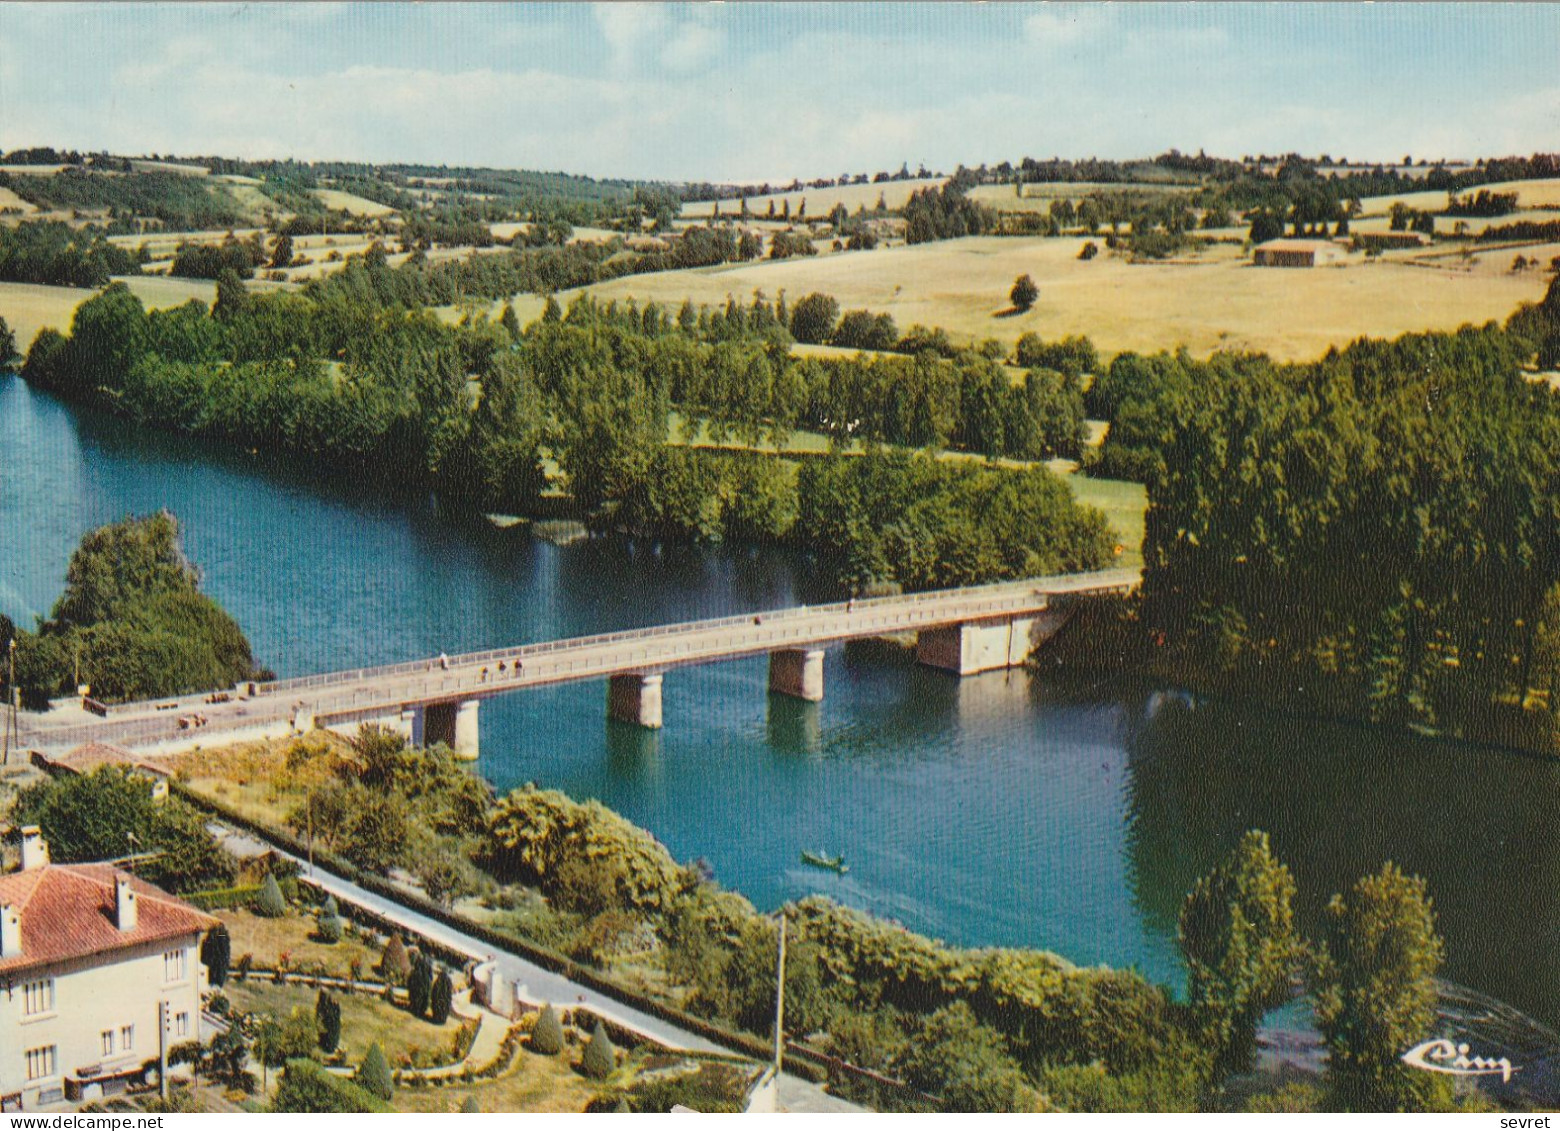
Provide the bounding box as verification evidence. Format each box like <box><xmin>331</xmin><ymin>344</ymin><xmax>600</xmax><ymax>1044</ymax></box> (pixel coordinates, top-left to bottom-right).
<box><xmin>1353</xmin><ymin>231</ymin><xmax>1431</xmax><ymax>252</ymax></box>
<box><xmin>1252</xmin><ymin>239</ymin><xmax>1348</xmax><ymax>268</ymax></box>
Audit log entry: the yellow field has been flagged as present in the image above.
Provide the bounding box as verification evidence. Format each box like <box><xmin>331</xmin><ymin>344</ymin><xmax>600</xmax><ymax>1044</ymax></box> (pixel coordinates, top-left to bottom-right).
<box><xmin>0</xmin><ymin>185</ymin><xmax>38</xmax><ymax>215</ymax></box>
<box><xmin>128</xmin><ymin>159</ymin><xmax>209</xmax><ymax>176</ymax></box>
<box><xmin>681</xmin><ymin>177</ymin><xmax>944</xmax><ymax>220</ymax></box>
<box><xmin>556</xmin><ymin>234</ymin><xmax>1549</xmax><ymax>362</ymax></box>
<box><xmin>969</xmin><ymin>181</ymin><xmax>1191</xmax><ymax>214</ymax></box>
<box><xmin>1356</xmin><ymin>177</ymin><xmax>1560</xmax><ymax>219</ymax></box>
<box><xmin>315</xmin><ymin>188</ymin><xmax>398</xmax><ymax>217</ymax></box>
<box><xmin>0</xmin><ymin>276</ymin><xmax>217</xmax><ymax>345</ymax></box>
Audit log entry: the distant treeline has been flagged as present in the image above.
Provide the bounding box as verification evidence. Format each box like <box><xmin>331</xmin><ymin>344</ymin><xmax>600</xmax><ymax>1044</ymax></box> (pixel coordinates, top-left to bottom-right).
<box><xmin>0</xmin><ymin>220</ymin><xmax>143</xmax><ymax>286</ymax></box>
<box><xmin>0</xmin><ymin>168</ymin><xmax>251</xmax><ymax>230</ymax></box>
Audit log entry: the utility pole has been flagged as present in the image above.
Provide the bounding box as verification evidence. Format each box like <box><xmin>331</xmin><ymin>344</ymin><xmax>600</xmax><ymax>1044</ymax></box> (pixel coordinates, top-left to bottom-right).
<box><xmin>158</xmin><ymin>1000</ymin><xmax>170</xmax><ymax>1101</ymax></box>
<box><xmin>772</xmin><ymin>914</ymin><xmax>787</xmax><ymax>1073</ymax></box>
<box><xmin>3</xmin><ymin>638</ymin><xmax>16</xmax><ymax>768</ymax></box>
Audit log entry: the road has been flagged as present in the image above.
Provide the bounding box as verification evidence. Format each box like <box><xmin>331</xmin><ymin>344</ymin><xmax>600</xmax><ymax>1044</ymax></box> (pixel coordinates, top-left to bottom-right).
<box><xmin>213</xmin><ymin>826</ymin><xmax>862</xmax><ymax>1113</ymax></box>
<box><xmin>21</xmin><ymin>568</ymin><xmax>1139</xmax><ymax>753</ymax></box>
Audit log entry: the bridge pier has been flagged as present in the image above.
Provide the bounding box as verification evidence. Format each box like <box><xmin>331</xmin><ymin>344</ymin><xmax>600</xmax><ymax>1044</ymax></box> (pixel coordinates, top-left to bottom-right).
<box><xmin>768</xmin><ymin>648</ymin><xmax>825</xmax><ymax>702</ymax></box>
<box><xmin>608</xmin><ymin>673</ymin><xmax>663</xmax><ymax>729</ymax></box>
<box><xmin>915</xmin><ymin>608</ymin><xmax>1074</xmax><ymax>675</ymax></box>
<box><xmin>421</xmin><ymin>699</ymin><xmax>480</xmax><ymax>759</ymax></box>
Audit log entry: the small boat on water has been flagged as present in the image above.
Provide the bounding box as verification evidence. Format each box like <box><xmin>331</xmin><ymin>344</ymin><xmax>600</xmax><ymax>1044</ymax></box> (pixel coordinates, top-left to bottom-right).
<box><xmin>801</xmin><ymin>850</ymin><xmax>849</xmax><ymax>874</ymax></box>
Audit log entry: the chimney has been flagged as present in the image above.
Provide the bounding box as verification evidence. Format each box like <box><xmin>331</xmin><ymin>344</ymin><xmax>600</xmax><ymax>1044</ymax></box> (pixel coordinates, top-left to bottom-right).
<box><xmin>18</xmin><ymin>826</ymin><xmax>49</xmax><ymax>871</ymax></box>
<box><xmin>0</xmin><ymin>904</ymin><xmax>19</xmax><ymax>957</ymax></box>
<box><xmin>115</xmin><ymin>875</ymin><xmax>138</xmax><ymax>931</ymax></box>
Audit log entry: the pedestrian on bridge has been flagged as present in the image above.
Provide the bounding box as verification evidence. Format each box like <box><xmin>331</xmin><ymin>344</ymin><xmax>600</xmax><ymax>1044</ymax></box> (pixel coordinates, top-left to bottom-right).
<box><xmin>439</xmin><ymin>652</ymin><xmax>450</xmax><ymax>670</ymax></box>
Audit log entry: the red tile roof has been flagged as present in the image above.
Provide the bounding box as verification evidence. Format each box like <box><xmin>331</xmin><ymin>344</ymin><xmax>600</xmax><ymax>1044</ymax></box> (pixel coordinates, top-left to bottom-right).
<box><xmin>0</xmin><ymin>865</ymin><xmax>216</xmax><ymax>977</ymax></box>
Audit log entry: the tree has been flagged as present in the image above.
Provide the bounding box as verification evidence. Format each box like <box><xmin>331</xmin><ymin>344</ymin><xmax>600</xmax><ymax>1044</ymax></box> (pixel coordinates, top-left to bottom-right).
<box><xmin>202</xmin><ymin>924</ymin><xmax>231</xmax><ymax>986</ymax></box>
<box><xmin>269</xmin><ymin>234</ymin><xmax>294</xmax><ymax>270</ymax></box>
<box><xmin>499</xmin><ymin>302</ymin><xmax>521</xmax><ymax>339</ymax></box>
<box><xmin>1010</xmin><ymin>274</ymin><xmax>1039</xmax><ymax>312</ymax></box>
<box><xmin>379</xmin><ymin>935</ymin><xmax>411</xmax><ymax>982</ymax></box>
<box><xmin>430</xmin><ymin>969</ymin><xmax>454</xmax><ymax>1025</ymax></box>
<box><xmin>407</xmin><ymin>953</ymin><xmax>433</xmax><ymax>1017</ymax></box>
<box><xmin>1313</xmin><ymin>863</ymin><xmax>1447</xmax><ymax>1111</ymax></box>
<box><xmin>580</xmin><ymin>1020</ymin><xmax>616</xmax><ymax>1079</ymax></box>
<box><xmin>316</xmin><ymin>991</ymin><xmax>342</xmax><ymax>1054</ymax></box>
<box><xmin>253</xmin><ymin>1008</ymin><xmax>317</xmax><ymax>1091</ymax></box>
<box><xmin>531</xmin><ymin>1003</ymin><xmax>564</xmax><ymax>1055</ymax></box>
<box><xmin>255</xmin><ymin>872</ymin><xmax>287</xmax><ymax>918</ymax></box>
<box><xmin>892</xmin><ymin>1002</ymin><xmax>1038</xmax><ymax>1112</ymax></box>
<box><xmin>316</xmin><ymin>907</ymin><xmax>343</xmax><ymax>944</ymax></box>
<box><xmin>789</xmin><ymin>293</ymin><xmax>839</xmax><ymax>345</ymax></box>
<box><xmin>212</xmin><ymin>268</ymin><xmax>250</xmax><ymax>322</ymax></box>
<box><xmin>1179</xmin><ymin>831</ymin><xmax>1303</xmax><ymax>1076</ymax></box>
<box><xmin>0</xmin><ymin>315</ymin><xmax>15</xmax><ymax>371</ymax></box>
<box><xmin>356</xmin><ymin>1042</ymin><xmax>394</xmax><ymax>1102</ymax></box>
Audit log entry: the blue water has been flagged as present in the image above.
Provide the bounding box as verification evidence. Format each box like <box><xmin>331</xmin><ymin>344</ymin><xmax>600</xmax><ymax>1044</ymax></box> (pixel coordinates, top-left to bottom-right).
<box><xmin>5</xmin><ymin>373</ymin><xmax>1559</xmax><ymax>1025</ymax></box>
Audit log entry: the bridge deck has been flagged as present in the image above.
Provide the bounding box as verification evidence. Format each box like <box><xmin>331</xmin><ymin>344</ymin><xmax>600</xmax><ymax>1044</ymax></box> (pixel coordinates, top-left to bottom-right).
<box><xmin>15</xmin><ymin>569</ymin><xmax>1138</xmax><ymax>753</ymax></box>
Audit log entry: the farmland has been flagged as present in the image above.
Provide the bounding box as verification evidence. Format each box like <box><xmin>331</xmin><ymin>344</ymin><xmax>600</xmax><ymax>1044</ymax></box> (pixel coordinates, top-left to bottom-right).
<box><xmin>554</xmin><ymin>231</ymin><xmax>1550</xmax><ymax>362</ymax></box>
<box><xmin>680</xmin><ymin>177</ymin><xmax>943</xmax><ymax>219</ymax></box>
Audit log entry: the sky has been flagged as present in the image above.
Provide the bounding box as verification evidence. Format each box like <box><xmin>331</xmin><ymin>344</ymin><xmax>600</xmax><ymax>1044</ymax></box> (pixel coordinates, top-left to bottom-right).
<box><xmin>0</xmin><ymin>3</ymin><xmax>1557</xmax><ymax>183</ymax></box>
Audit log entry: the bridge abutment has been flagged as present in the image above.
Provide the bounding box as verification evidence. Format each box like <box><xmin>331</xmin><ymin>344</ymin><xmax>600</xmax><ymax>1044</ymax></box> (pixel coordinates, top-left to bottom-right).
<box><xmin>421</xmin><ymin>699</ymin><xmax>481</xmax><ymax>759</ymax></box>
<box><xmin>608</xmin><ymin>673</ymin><xmax>663</xmax><ymax>729</ymax></box>
<box><xmin>768</xmin><ymin>648</ymin><xmax>825</xmax><ymax>702</ymax></box>
<box><xmin>916</xmin><ymin>607</ymin><xmax>1075</xmax><ymax>675</ymax></box>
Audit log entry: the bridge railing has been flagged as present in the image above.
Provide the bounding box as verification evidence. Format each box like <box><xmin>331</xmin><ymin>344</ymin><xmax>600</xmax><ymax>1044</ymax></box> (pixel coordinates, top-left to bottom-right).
<box><xmin>251</xmin><ymin>568</ymin><xmax>1136</xmax><ymax>699</ymax></box>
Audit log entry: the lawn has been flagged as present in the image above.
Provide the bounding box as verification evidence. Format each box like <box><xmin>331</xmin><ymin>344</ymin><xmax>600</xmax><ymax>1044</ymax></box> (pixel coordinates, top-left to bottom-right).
<box><xmin>223</xmin><ymin>978</ymin><xmax>466</xmax><ymax>1069</ymax></box>
<box><xmin>214</xmin><ymin>907</ymin><xmax>381</xmax><ymax>979</ymax></box>
<box><xmin>554</xmin><ymin>233</ymin><xmax>1550</xmax><ymax>362</ymax></box>
<box><xmin>1064</xmin><ymin>473</ymin><xmax>1148</xmax><ymax>569</ymax></box>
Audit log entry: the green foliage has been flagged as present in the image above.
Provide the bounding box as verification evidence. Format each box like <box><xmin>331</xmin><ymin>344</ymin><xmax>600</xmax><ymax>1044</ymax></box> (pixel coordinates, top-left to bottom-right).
<box><xmin>1010</xmin><ymin>274</ymin><xmax>1039</xmax><ymax>312</ymax></box>
<box><xmin>316</xmin><ymin>910</ymin><xmax>343</xmax><ymax>944</ymax></box>
<box><xmin>789</xmin><ymin>293</ymin><xmax>840</xmax><ymax>344</ymax></box>
<box><xmin>379</xmin><ymin>935</ymin><xmax>411</xmax><ymax>983</ymax></box>
<box><xmin>273</xmin><ymin>1058</ymin><xmax>389</xmax><ymax>1113</ymax></box>
<box><xmin>1039</xmin><ymin>1060</ymin><xmax>1203</xmax><ymax>1113</ymax></box>
<box><xmin>7</xmin><ymin>512</ymin><xmax>259</xmax><ymax>704</ymax></box>
<box><xmin>407</xmin><ymin>953</ymin><xmax>433</xmax><ymax>1017</ymax></box>
<box><xmin>580</xmin><ymin>1020</ymin><xmax>616</xmax><ymax>1079</ymax></box>
<box><xmin>430</xmin><ymin>969</ymin><xmax>454</xmax><ymax>1025</ymax></box>
<box><xmin>356</xmin><ymin>1042</ymin><xmax>394</xmax><ymax>1101</ymax></box>
<box><xmin>482</xmin><ymin>785</ymin><xmax>689</xmax><ymax>915</ymax></box>
<box><xmin>1178</xmin><ymin>830</ymin><xmax>1303</xmax><ymax>1075</ymax></box>
<box><xmin>1313</xmin><ymin>863</ymin><xmax>1447</xmax><ymax>1111</ymax></box>
<box><xmin>893</xmin><ymin>1002</ymin><xmax>1038</xmax><ymax>1112</ymax></box>
<box><xmin>0</xmin><ymin>169</ymin><xmax>249</xmax><ymax>229</ymax></box>
<box><xmin>531</xmin><ymin>1004</ymin><xmax>564</xmax><ymax>1056</ymax></box>
<box><xmin>202</xmin><ymin>924</ymin><xmax>231</xmax><ymax>986</ymax></box>
<box><xmin>14</xmin><ymin>767</ymin><xmax>236</xmax><ymax>893</ymax></box>
<box><xmin>255</xmin><ymin>1007</ymin><xmax>320</xmax><ymax>1074</ymax></box>
<box><xmin>0</xmin><ymin>220</ymin><xmax>140</xmax><ymax>287</ymax></box>
<box><xmin>316</xmin><ymin>991</ymin><xmax>342</xmax><ymax>1054</ymax></box>
<box><xmin>254</xmin><ymin>872</ymin><xmax>288</xmax><ymax>918</ymax></box>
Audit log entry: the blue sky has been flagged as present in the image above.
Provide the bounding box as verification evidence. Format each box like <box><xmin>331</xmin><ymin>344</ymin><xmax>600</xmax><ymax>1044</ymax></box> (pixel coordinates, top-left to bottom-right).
<box><xmin>0</xmin><ymin>3</ymin><xmax>1556</xmax><ymax>181</ymax></box>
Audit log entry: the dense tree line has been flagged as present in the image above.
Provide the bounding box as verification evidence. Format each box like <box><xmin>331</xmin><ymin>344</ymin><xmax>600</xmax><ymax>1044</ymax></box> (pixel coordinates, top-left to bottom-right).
<box><xmin>0</xmin><ymin>513</ymin><xmax>265</xmax><ymax>706</ymax></box>
<box><xmin>903</xmin><ymin>181</ymin><xmax>996</xmax><ymax>244</ymax></box>
<box><xmin>1075</xmin><ymin>293</ymin><xmax>1560</xmax><ymax>748</ymax></box>
<box><xmin>21</xmin><ymin>283</ymin><xmax>1109</xmax><ymax>594</ymax></box>
<box><xmin>170</xmin><ymin>234</ymin><xmax>268</xmax><ymax>279</ymax></box>
<box><xmin>0</xmin><ymin>220</ymin><xmax>142</xmax><ymax>286</ymax></box>
<box><xmin>0</xmin><ymin>168</ymin><xmax>250</xmax><ymax>229</ymax></box>
<box><xmin>1445</xmin><ymin>189</ymin><xmax>1519</xmax><ymax>217</ymax></box>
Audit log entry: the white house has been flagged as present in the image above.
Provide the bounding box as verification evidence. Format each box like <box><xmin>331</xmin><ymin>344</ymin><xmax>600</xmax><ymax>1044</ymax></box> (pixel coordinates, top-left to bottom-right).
<box><xmin>0</xmin><ymin>828</ymin><xmax>215</xmax><ymax>1110</ymax></box>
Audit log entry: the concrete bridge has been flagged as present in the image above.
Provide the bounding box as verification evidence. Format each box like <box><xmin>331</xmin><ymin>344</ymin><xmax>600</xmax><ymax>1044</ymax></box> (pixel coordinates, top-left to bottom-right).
<box><xmin>12</xmin><ymin>569</ymin><xmax>1138</xmax><ymax>760</ymax></box>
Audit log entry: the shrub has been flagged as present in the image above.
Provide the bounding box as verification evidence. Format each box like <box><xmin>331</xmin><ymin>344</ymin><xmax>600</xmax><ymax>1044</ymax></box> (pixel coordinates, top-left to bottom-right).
<box><xmin>316</xmin><ymin>991</ymin><xmax>342</xmax><ymax>1054</ymax></box>
<box><xmin>1010</xmin><ymin>274</ymin><xmax>1039</xmax><ymax>312</ymax></box>
<box><xmin>531</xmin><ymin>1004</ymin><xmax>564</xmax><ymax>1056</ymax></box>
<box><xmin>408</xmin><ymin>954</ymin><xmax>433</xmax><ymax>1017</ymax></box>
<box><xmin>356</xmin><ymin>1043</ymin><xmax>394</xmax><ymax>1102</ymax></box>
<box><xmin>430</xmin><ymin>969</ymin><xmax>454</xmax><ymax>1026</ymax></box>
<box><xmin>274</xmin><ymin>1058</ymin><xmax>388</xmax><ymax>1113</ymax></box>
<box><xmin>379</xmin><ymin>935</ymin><xmax>411</xmax><ymax>982</ymax></box>
<box><xmin>317</xmin><ymin>912</ymin><xmax>342</xmax><ymax>944</ymax></box>
<box><xmin>254</xmin><ymin>873</ymin><xmax>287</xmax><ymax>918</ymax></box>
<box><xmin>580</xmin><ymin>1021</ymin><xmax>616</xmax><ymax>1079</ymax></box>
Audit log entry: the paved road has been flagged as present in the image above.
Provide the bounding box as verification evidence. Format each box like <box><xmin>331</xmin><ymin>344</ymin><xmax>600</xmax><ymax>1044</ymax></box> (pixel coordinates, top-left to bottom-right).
<box><xmin>214</xmin><ymin>826</ymin><xmax>862</xmax><ymax>1113</ymax></box>
<box><xmin>23</xmin><ymin>568</ymin><xmax>1139</xmax><ymax>753</ymax></box>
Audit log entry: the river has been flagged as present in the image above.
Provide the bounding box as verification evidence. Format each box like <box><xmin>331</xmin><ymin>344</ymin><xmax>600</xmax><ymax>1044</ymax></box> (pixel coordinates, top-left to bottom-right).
<box><xmin>4</xmin><ymin>373</ymin><xmax>1559</xmax><ymax>1028</ymax></box>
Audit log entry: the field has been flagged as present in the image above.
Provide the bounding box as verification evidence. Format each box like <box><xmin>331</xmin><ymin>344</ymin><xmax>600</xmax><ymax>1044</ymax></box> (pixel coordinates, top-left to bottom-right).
<box><xmin>314</xmin><ymin>188</ymin><xmax>397</xmax><ymax>217</ymax></box>
<box><xmin>681</xmin><ymin>177</ymin><xmax>944</xmax><ymax>220</ymax></box>
<box><xmin>1356</xmin><ymin>176</ymin><xmax>1560</xmax><ymax>218</ymax></box>
<box><xmin>0</xmin><ymin>275</ymin><xmax>221</xmax><ymax>345</ymax></box>
<box><xmin>0</xmin><ymin>184</ymin><xmax>39</xmax><ymax>215</ymax></box>
<box><xmin>554</xmin><ymin>233</ymin><xmax>1550</xmax><ymax>362</ymax></box>
<box><xmin>969</xmin><ymin>181</ymin><xmax>1192</xmax><ymax>213</ymax></box>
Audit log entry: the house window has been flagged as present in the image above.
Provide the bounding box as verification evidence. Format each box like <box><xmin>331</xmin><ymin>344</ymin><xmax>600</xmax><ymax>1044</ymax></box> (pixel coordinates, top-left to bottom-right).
<box><xmin>101</xmin><ymin>1031</ymin><xmax>115</xmax><ymax>1056</ymax></box>
<box><xmin>163</xmin><ymin>949</ymin><xmax>187</xmax><ymax>982</ymax></box>
<box><xmin>22</xmin><ymin>979</ymin><xmax>53</xmax><ymax>1017</ymax></box>
<box><xmin>24</xmin><ymin>1046</ymin><xmax>56</xmax><ymax>1081</ymax></box>
<box><xmin>120</xmin><ymin>1025</ymin><xmax>135</xmax><ymax>1051</ymax></box>
<box><xmin>174</xmin><ymin>1012</ymin><xmax>189</xmax><ymax>1038</ymax></box>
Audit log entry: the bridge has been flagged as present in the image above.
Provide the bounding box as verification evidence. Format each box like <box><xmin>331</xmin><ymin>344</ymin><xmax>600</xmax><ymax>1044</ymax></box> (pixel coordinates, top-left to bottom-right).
<box><xmin>11</xmin><ymin>568</ymin><xmax>1139</xmax><ymax>760</ymax></box>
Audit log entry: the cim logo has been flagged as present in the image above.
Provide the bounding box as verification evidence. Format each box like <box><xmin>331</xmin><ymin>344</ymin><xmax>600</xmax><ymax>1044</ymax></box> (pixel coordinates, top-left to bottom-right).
<box><xmin>1401</xmin><ymin>1039</ymin><xmax>1517</xmax><ymax>1083</ymax></box>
